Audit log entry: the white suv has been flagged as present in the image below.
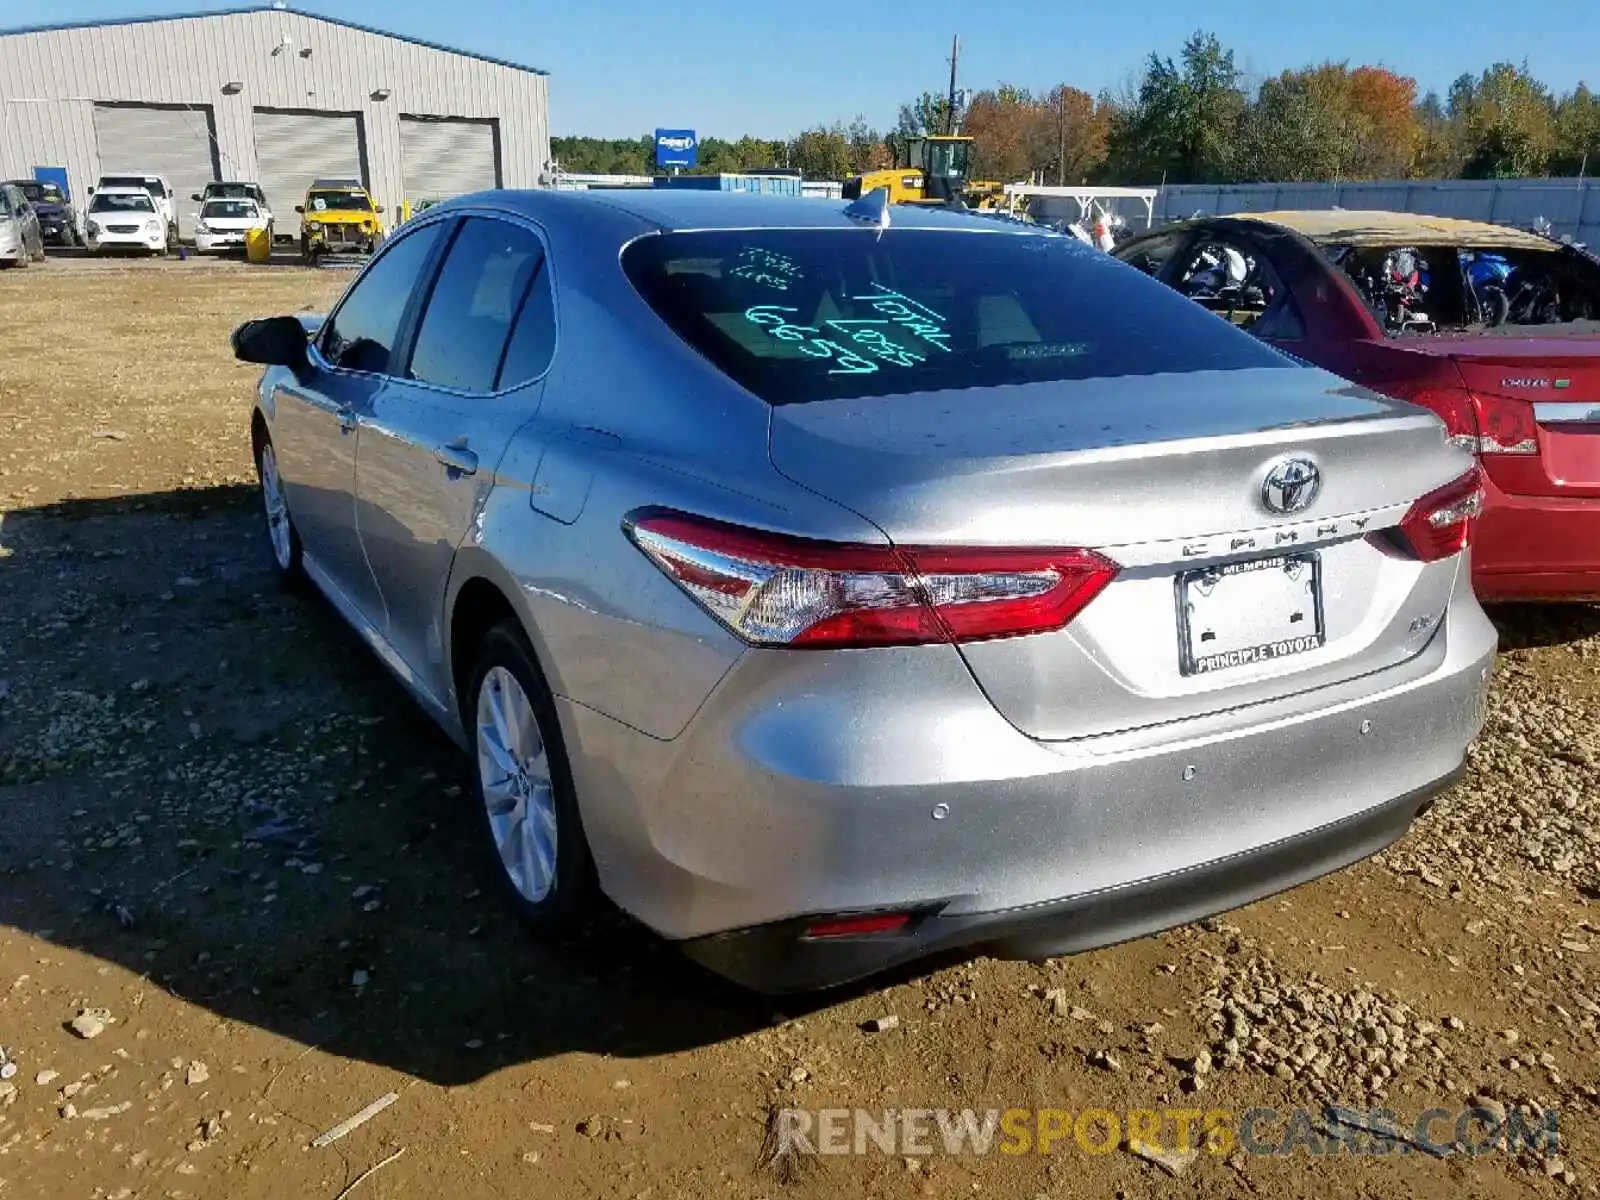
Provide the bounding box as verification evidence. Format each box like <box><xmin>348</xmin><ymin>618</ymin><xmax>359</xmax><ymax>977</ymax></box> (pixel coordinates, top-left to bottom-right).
<box><xmin>91</xmin><ymin>174</ymin><xmax>176</xmax><ymax>248</ymax></box>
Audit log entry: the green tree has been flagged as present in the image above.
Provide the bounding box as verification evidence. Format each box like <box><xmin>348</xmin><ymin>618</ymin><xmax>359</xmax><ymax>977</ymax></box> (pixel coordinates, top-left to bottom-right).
<box><xmin>1104</xmin><ymin>31</ymin><xmax>1248</xmax><ymax>183</ymax></box>
<box><xmin>1451</xmin><ymin>63</ymin><xmax>1556</xmax><ymax>178</ymax></box>
<box><xmin>1234</xmin><ymin>63</ymin><xmax>1419</xmax><ymax>182</ymax></box>
<box><xmin>1411</xmin><ymin>91</ymin><xmax>1468</xmax><ymax>178</ymax></box>
<box><xmin>1552</xmin><ymin>83</ymin><xmax>1600</xmax><ymax>175</ymax></box>
<box><xmin>788</xmin><ymin>125</ymin><xmax>854</xmax><ymax>181</ymax></box>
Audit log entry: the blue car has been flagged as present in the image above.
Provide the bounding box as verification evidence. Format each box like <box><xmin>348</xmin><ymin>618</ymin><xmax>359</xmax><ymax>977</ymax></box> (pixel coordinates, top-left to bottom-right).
<box><xmin>5</xmin><ymin>179</ymin><xmax>78</xmax><ymax>246</ymax></box>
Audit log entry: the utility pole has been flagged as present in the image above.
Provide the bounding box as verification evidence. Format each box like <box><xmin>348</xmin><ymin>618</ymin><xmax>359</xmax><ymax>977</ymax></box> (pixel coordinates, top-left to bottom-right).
<box><xmin>1057</xmin><ymin>88</ymin><xmax>1066</xmax><ymax>186</ymax></box>
<box><xmin>946</xmin><ymin>35</ymin><xmax>959</xmax><ymax>135</ymax></box>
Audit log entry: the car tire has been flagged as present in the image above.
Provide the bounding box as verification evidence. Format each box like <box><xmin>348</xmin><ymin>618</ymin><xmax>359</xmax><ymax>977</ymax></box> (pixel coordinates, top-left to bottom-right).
<box><xmin>255</xmin><ymin>437</ymin><xmax>304</xmax><ymax>587</ymax></box>
<box><xmin>467</xmin><ymin>620</ymin><xmax>597</xmax><ymax>936</ymax></box>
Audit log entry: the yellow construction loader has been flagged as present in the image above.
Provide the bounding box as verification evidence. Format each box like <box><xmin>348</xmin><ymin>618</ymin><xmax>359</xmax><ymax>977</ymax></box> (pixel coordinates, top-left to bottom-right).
<box><xmin>842</xmin><ymin>135</ymin><xmax>1004</xmax><ymax>208</ymax></box>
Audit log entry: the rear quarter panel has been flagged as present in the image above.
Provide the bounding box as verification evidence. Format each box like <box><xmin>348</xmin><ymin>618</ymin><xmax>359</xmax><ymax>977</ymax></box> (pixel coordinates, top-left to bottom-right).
<box><xmin>445</xmin><ymin>206</ymin><xmax>890</xmax><ymax>741</ymax></box>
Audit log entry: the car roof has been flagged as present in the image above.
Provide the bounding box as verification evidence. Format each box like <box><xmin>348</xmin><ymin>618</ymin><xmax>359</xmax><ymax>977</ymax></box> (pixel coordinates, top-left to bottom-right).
<box><xmin>310</xmin><ymin>179</ymin><xmax>365</xmax><ymax>190</ymax></box>
<box><xmin>438</xmin><ymin>187</ymin><xmax>1058</xmax><ymax>237</ymax></box>
<box><xmin>93</xmin><ymin>186</ymin><xmax>154</xmax><ymax>196</ymax></box>
<box><xmin>1219</xmin><ymin>209</ymin><xmax>1558</xmax><ymax>252</ymax></box>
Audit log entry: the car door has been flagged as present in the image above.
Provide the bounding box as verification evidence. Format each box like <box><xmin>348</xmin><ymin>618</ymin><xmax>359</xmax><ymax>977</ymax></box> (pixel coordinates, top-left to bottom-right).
<box><xmin>270</xmin><ymin>219</ymin><xmax>447</xmax><ymax>622</ymax></box>
<box><xmin>354</xmin><ymin>213</ymin><xmax>557</xmax><ymax>697</ymax></box>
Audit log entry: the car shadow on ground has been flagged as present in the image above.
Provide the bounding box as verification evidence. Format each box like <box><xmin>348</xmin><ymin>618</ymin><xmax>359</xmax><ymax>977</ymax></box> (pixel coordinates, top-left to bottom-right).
<box><xmin>1485</xmin><ymin>601</ymin><xmax>1600</xmax><ymax>650</ymax></box>
<box><xmin>0</xmin><ymin>486</ymin><xmax>898</xmax><ymax>1087</ymax></box>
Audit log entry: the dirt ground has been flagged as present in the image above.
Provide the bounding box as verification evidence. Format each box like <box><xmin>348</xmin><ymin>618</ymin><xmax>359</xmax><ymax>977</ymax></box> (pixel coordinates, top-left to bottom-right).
<box><xmin>0</xmin><ymin>257</ymin><xmax>1597</xmax><ymax>1200</ymax></box>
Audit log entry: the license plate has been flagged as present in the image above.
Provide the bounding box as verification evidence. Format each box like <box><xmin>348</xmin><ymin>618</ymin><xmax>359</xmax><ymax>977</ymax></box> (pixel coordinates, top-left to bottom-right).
<box><xmin>1177</xmin><ymin>553</ymin><xmax>1324</xmax><ymax>676</ymax></box>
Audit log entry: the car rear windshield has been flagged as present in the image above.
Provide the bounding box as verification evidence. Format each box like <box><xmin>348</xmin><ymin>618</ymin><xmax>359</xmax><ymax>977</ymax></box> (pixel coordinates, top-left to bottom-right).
<box><xmin>621</xmin><ymin>228</ymin><xmax>1297</xmax><ymax>404</ymax></box>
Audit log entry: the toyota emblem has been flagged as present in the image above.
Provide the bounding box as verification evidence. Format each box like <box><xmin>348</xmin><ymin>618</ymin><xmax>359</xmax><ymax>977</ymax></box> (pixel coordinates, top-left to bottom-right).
<box><xmin>1262</xmin><ymin>457</ymin><xmax>1321</xmax><ymax>515</ymax></box>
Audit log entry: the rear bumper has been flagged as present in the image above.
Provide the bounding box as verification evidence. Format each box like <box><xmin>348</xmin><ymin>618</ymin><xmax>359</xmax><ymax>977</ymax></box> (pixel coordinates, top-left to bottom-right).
<box><xmin>681</xmin><ymin>764</ymin><xmax>1464</xmax><ymax>993</ymax></box>
<box><xmin>561</xmin><ymin>580</ymin><xmax>1496</xmax><ymax>991</ymax></box>
<box><xmin>1474</xmin><ymin>473</ymin><xmax>1600</xmax><ymax>600</ymax></box>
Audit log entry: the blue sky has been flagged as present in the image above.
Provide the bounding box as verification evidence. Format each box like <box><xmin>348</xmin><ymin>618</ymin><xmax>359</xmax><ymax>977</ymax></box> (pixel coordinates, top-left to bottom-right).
<box><xmin>4</xmin><ymin>0</ymin><xmax>1597</xmax><ymax>137</ymax></box>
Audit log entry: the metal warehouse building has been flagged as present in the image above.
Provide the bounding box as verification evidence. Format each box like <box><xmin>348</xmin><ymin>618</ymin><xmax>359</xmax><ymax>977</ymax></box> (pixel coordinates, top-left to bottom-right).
<box><xmin>0</xmin><ymin>4</ymin><xmax>550</xmax><ymax>239</ymax></box>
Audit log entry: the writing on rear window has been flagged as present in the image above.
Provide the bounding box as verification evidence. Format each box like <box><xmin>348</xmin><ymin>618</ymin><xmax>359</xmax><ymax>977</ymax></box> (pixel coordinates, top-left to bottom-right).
<box><xmin>745</xmin><ymin>306</ymin><xmax>883</xmax><ymax>375</ymax></box>
<box><xmin>745</xmin><ymin>305</ymin><xmax>948</xmax><ymax>375</ymax></box>
<box><xmin>730</xmin><ymin>247</ymin><xmax>803</xmax><ymax>291</ymax></box>
<box><xmin>853</xmin><ymin>284</ymin><xmax>952</xmax><ymax>351</ymax></box>
<box><xmin>744</xmin><ymin>286</ymin><xmax>955</xmax><ymax>378</ymax></box>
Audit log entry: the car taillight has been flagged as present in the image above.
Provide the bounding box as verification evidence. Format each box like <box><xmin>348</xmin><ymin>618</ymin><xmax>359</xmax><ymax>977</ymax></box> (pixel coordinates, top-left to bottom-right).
<box><xmin>1392</xmin><ymin>466</ymin><xmax>1486</xmax><ymax>562</ymax></box>
<box><xmin>1392</xmin><ymin>386</ymin><xmax>1538</xmax><ymax>456</ymax></box>
<box><xmin>624</xmin><ymin>510</ymin><xmax>1119</xmax><ymax>649</ymax></box>
<box><xmin>1470</xmin><ymin>393</ymin><xmax>1539</xmax><ymax>454</ymax></box>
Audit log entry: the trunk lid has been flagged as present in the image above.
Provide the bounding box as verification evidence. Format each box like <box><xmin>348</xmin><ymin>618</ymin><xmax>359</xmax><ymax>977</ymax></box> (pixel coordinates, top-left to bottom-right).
<box><xmin>769</xmin><ymin>366</ymin><xmax>1473</xmax><ymax>741</ymax></box>
<box><xmin>1403</xmin><ymin>335</ymin><xmax>1600</xmax><ymax>497</ymax></box>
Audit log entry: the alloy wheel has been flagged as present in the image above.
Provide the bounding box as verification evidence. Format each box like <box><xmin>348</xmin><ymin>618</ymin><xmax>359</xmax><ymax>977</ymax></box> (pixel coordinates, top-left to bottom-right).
<box><xmin>475</xmin><ymin>666</ymin><xmax>559</xmax><ymax>903</ymax></box>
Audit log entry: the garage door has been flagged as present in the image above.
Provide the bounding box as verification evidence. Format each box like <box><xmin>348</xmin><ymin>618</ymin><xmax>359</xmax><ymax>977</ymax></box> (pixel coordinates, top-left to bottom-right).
<box><xmin>400</xmin><ymin>117</ymin><xmax>500</xmax><ymax>210</ymax></box>
<box><xmin>253</xmin><ymin>110</ymin><xmax>365</xmax><ymax>238</ymax></box>
<box><xmin>92</xmin><ymin>104</ymin><xmax>219</xmax><ymax>240</ymax></box>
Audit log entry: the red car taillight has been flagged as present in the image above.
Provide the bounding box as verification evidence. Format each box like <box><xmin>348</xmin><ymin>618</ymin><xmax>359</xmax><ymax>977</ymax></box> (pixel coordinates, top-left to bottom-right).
<box><xmin>624</xmin><ymin>510</ymin><xmax>1120</xmax><ymax>649</ymax></box>
<box><xmin>1392</xmin><ymin>466</ymin><xmax>1486</xmax><ymax>562</ymax></box>
<box><xmin>1394</xmin><ymin>386</ymin><xmax>1538</xmax><ymax>456</ymax></box>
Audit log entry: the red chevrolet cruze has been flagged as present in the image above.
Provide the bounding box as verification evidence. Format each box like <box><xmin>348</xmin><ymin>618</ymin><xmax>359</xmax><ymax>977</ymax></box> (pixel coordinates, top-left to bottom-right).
<box><xmin>1115</xmin><ymin>209</ymin><xmax>1600</xmax><ymax>601</ymax></box>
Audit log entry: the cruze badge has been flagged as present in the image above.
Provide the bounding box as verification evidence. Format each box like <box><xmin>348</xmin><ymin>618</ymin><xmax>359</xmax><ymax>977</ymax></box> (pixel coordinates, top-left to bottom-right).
<box><xmin>1261</xmin><ymin>457</ymin><xmax>1322</xmax><ymax>515</ymax></box>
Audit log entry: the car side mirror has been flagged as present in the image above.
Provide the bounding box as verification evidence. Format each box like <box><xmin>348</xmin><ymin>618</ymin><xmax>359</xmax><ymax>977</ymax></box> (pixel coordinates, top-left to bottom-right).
<box><xmin>191</xmin><ymin>193</ymin><xmax>202</xmax><ymax>201</ymax></box>
<box><xmin>87</xmin><ymin>186</ymin><xmax>95</xmax><ymax>195</ymax></box>
<box><xmin>374</xmin><ymin>205</ymin><xmax>385</xmax><ymax>214</ymax></box>
<box><xmin>294</xmin><ymin>204</ymin><xmax>305</xmax><ymax>214</ymax></box>
<box><xmin>232</xmin><ymin>315</ymin><xmax>311</xmax><ymax>377</ymax></box>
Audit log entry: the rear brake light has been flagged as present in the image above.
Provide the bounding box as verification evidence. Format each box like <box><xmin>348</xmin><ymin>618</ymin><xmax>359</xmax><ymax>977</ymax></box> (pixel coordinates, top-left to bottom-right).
<box><xmin>1469</xmin><ymin>393</ymin><xmax>1539</xmax><ymax>454</ymax></box>
<box><xmin>1393</xmin><ymin>466</ymin><xmax>1485</xmax><ymax>562</ymax></box>
<box><xmin>624</xmin><ymin>509</ymin><xmax>1119</xmax><ymax>649</ymax></box>
<box><xmin>1391</xmin><ymin>385</ymin><xmax>1537</xmax><ymax>456</ymax></box>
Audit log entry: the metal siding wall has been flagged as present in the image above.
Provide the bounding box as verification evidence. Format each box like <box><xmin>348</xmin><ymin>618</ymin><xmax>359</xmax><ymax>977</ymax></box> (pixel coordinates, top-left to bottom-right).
<box><xmin>399</xmin><ymin>116</ymin><xmax>499</xmax><ymax>204</ymax></box>
<box><xmin>0</xmin><ymin>10</ymin><xmax>549</xmax><ymax>230</ymax></box>
<box><xmin>253</xmin><ymin>110</ymin><xmax>364</xmax><ymax>237</ymax></box>
<box><xmin>92</xmin><ymin>103</ymin><xmax>220</xmax><ymax>237</ymax></box>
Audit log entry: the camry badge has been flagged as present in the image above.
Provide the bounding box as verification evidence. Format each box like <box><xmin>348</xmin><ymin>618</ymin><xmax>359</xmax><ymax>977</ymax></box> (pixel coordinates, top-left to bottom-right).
<box><xmin>1262</xmin><ymin>457</ymin><xmax>1322</xmax><ymax>515</ymax></box>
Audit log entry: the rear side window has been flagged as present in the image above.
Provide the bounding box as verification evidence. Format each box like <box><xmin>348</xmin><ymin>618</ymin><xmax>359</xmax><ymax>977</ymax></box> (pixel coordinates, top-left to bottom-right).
<box><xmin>622</xmin><ymin>229</ymin><xmax>1297</xmax><ymax>404</ymax></box>
<box><xmin>406</xmin><ymin>217</ymin><xmax>549</xmax><ymax>392</ymax></box>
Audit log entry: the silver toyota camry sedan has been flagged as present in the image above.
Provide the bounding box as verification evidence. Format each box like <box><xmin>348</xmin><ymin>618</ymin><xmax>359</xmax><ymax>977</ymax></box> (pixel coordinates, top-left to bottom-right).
<box><xmin>234</xmin><ymin>187</ymin><xmax>1496</xmax><ymax>992</ymax></box>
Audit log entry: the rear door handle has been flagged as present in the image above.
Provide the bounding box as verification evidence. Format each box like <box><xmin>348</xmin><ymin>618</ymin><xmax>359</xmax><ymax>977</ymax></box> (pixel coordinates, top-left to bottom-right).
<box><xmin>435</xmin><ymin>444</ymin><xmax>479</xmax><ymax>477</ymax></box>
